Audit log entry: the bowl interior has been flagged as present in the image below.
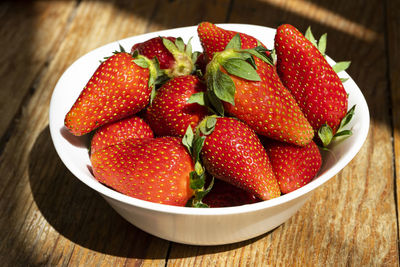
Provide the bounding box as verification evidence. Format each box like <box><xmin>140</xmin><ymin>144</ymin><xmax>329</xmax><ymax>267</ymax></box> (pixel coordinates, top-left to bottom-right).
<box><xmin>49</xmin><ymin>24</ymin><xmax>370</xmax><ymax>215</ymax></box>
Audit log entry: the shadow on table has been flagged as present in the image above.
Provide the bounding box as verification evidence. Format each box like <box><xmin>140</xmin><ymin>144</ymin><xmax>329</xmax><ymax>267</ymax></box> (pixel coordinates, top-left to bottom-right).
<box><xmin>28</xmin><ymin>126</ymin><xmax>168</xmax><ymax>259</ymax></box>
<box><xmin>28</xmin><ymin>126</ymin><xmax>270</xmax><ymax>260</ymax></box>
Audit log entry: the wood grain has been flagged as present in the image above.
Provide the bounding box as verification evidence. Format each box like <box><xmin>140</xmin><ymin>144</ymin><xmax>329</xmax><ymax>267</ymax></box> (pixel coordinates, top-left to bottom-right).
<box><xmin>0</xmin><ymin>0</ymin><xmax>398</xmax><ymax>266</ymax></box>
<box><xmin>386</xmin><ymin>0</ymin><xmax>400</xmax><ymax>243</ymax></box>
<box><xmin>0</xmin><ymin>0</ymin><xmax>169</xmax><ymax>266</ymax></box>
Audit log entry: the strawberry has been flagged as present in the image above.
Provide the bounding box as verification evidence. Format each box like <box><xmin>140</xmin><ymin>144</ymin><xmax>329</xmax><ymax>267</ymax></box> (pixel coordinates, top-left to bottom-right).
<box><xmin>131</xmin><ymin>37</ymin><xmax>177</xmax><ymax>70</ymax></box>
<box><xmin>199</xmin><ymin>116</ymin><xmax>281</xmax><ymax>200</ymax></box>
<box><xmin>197</xmin><ymin>21</ymin><xmax>266</xmax><ymax>63</ymax></box>
<box><xmin>90</xmin><ymin>115</ymin><xmax>154</xmax><ymax>154</ymax></box>
<box><xmin>275</xmin><ymin>24</ymin><xmax>351</xmax><ymax>146</ymax></box>
<box><xmin>90</xmin><ymin>136</ymin><xmax>194</xmax><ymax>206</ymax></box>
<box><xmin>197</xmin><ymin>22</ymin><xmax>314</xmax><ymax>146</ymax></box>
<box><xmin>131</xmin><ymin>36</ymin><xmax>199</xmax><ymax>78</ymax></box>
<box><xmin>202</xmin><ymin>178</ymin><xmax>260</xmax><ymax>208</ymax></box>
<box><xmin>262</xmin><ymin>138</ymin><xmax>322</xmax><ymax>194</ymax></box>
<box><xmin>145</xmin><ymin>75</ymin><xmax>208</xmax><ymax>137</ymax></box>
<box><xmin>65</xmin><ymin>52</ymin><xmax>157</xmax><ymax>136</ymax></box>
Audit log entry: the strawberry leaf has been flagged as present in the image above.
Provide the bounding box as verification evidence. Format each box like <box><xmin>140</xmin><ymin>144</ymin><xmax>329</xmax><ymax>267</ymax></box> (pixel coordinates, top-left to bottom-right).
<box><xmin>206</xmin><ymin>91</ymin><xmax>225</xmax><ymax>116</ymax></box>
<box><xmin>243</xmin><ymin>46</ymin><xmax>273</xmax><ymax>65</ymax></box>
<box><xmin>133</xmin><ymin>57</ymin><xmax>149</xmax><ymax>68</ymax></box>
<box><xmin>244</xmin><ymin>54</ymin><xmax>257</xmax><ymax>69</ymax></box>
<box><xmin>318</xmin><ymin>33</ymin><xmax>327</xmax><ymax>55</ymax></box>
<box><xmin>185</xmin><ymin>37</ymin><xmax>193</xmax><ymax>58</ymax></box>
<box><xmin>175</xmin><ymin>37</ymin><xmax>185</xmax><ymax>52</ymax></box>
<box><xmin>190</xmin><ymin>170</ymin><xmax>205</xmax><ymax>189</ymax></box>
<box><xmin>337</xmin><ymin>105</ymin><xmax>356</xmax><ymax>130</ymax></box>
<box><xmin>133</xmin><ymin>55</ymin><xmax>159</xmax><ymax>103</ymax></box>
<box><xmin>333</xmin><ymin>129</ymin><xmax>352</xmax><ymax>137</ymax></box>
<box><xmin>114</xmin><ymin>43</ymin><xmax>126</xmax><ymax>53</ymax></box>
<box><xmin>194</xmin><ymin>161</ymin><xmax>203</xmax><ymax>176</ymax></box>
<box><xmin>182</xmin><ymin>118</ymin><xmax>214</xmax><ymax>208</ymax></box>
<box><xmin>332</xmin><ymin>105</ymin><xmax>356</xmax><ymax>140</ymax></box>
<box><xmin>213</xmin><ymin>69</ymin><xmax>236</xmax><ymax>105</ymax></box>
<box><xmin>198</xmin><ymin>116</ymin><xmax>217</xmax><ymax>135</ymax></box>
<box><xmin>188</xmin><ymin>92</ymin><xmax>206</xmax><ymax>106</ymax></box>
<box><xmin>162</xmin><ymin>37</ymin><xmax>178</xmax><ymax>54</ymax></box>
<box><xmin>270</xmin><ymin>48</ymin><xmax>277</xmax><ymax>65</ymax></box>
<box><xmin>152</xmin><ymin>57</ymin><xmax>169</xmax><ymax>85</ymax></box>
<box><xmin>318</xmin><ymin>124</ymin><xmax>333</xmax><ymax>147</ymax></box>
<box><xmin>193</xmin><ymin>177</ymin><xmax>214</xmax><ymax>205</ymax></box>
<box><xmin>111</xmin><ymin>43</ymin><xmax>127</xmax><ymax>55</ymax></box>
<box><xmin>198</xmin><ymin>178</ymin><xmax>214</xmax><ymax>198</ymax></box>
<box><xmin>150</xmin><ymin>88</ymin><xmax>157</xmax><ymax>104</ymax></box>
<box><xmin>305</xmin><ymin>26</ymin><xmax>317</xmax><ymax>47</ymax></box>
<box><xmin>193</xmin><ymin>135</ymin><xmax>206</xmax><ymax>163</ymax></box>
<box><xmin>340</xmin><ymin>77</ymin><xmax>349</xmax><ymax>83</ymax></box>
<box><xmin>206</xmin><ymin>116</ymin><xmax>217</xmax><ymax>130</ymax></box>
<box><xmin>191</xmin><ymin>51</ymin><xmax>201</xmax><ymax>64</ymax></box>
<box><xmin>332</xmin><ymin>61</ymin><xmax>351</xmax><ymax>73</ymax></box>
<box><xmin>222</xmin><ymin>58</ymin><xmax>261</xmax><ymax>81</ymax></box>
<box><xmin>191</xmin><ymin>202</ymin><xmax>209</xmax><ymax>208</ymax></box>
<box><xmin>163</xmin><ymin>37</ymin><xmax>197</xmax><ymax>77</ymax></box>
<box><xmin>225</xmin><ymin>34</ymin><xmax>242</xmax><ymax>50</ymax></box>
<box><xmin>182</xmin><ymin>125</ymin><xmax>194</xmax><ymax>153</ymax></box>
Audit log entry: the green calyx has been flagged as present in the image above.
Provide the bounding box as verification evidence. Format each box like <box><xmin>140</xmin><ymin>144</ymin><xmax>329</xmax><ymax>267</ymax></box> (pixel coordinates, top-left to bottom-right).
<box><xmin>204</xmin><ymin>34</ymin><xmax>272</xmax><ymax>116</ymax></box>
<box><xmin>99</xmin><ymin>44</ymin><xmax>127</xmax><ymax>63</ymax></box>
<box><xmin>305</xmin><ymin>26</ymin><xmax>327</xmax><ymax>56</ymax></box>
<box><xmin>305</xmin><ymin>27</ymin><xmax>351</xmax><ymax>84</ymax></box>
<box><xmin>182</xmin><ymin>116</ymin><xmax>218</xmax><ymax>208</ymax></box>
<box><xmin>318</xmin><ymin>105</ymin><xmax>356</xmax><ymax>147</ymax></box>
<box><xmin>162</xmin><ymin>37</ymin><xmax>200</xmax><ymax>78</ymax></box>
<box><xmin>132</xmin><ymin>53</ymin><xmax>160</xmax><ymax>103</ymax></box>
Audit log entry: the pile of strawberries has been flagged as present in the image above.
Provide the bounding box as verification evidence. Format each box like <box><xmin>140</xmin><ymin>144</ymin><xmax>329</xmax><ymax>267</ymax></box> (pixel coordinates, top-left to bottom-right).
<box><xmin>64</xmin><ymin>22</ymin><xmax>354</xmax><ymax>208</ymax></box>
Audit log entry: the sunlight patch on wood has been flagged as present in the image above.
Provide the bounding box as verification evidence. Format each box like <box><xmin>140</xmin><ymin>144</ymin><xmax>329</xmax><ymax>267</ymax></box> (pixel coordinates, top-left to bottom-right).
<box><xmin>261</xmin><ymin>0</ymin><xmax>379</xmax><ymax>42</ymax></box>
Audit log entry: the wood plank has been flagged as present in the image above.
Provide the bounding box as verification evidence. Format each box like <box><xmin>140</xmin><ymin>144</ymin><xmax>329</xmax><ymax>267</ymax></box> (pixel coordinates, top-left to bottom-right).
<box><xmin>0</xmin><ymin>0</ymin><xmax>170</xmax><ymax>265</ymax></box>
<box><xmin>167</xmin><ymin>0</ymin><xmax>399</xmax><ymax>266</ymax></box>
<box><xmin>386</xmin><ymin>0</ymin><xmax>400</xmax><ymax>242</ymax></box>
<box><xmin>0</xmin><ymin>1</ymin><xmax>79</xmax><ymax>265</ymax></box>
<box><xmin>0</xmin><ymin>1</ymin><xmax>77</xmax><ymax>143</ymax></box>
<box><xmin>145</xmin><ymin>0</ymin><xmax>232</xmax><ymax>33</ymax></box>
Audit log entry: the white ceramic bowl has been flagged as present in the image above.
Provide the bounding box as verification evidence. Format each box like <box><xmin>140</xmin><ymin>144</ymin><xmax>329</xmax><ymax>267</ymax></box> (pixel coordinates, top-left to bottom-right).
<box><xmin>49</xmin><ymin>24</ymin><xmax>370</xmax><ymax>246</ymax></box>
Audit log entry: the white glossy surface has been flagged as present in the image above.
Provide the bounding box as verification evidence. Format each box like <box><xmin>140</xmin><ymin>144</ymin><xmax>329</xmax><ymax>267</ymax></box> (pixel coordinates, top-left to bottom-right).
<box><xmin>49</xmin><ymin>24</ymin><xmax>370</xmax><ymax>245</ymax></box>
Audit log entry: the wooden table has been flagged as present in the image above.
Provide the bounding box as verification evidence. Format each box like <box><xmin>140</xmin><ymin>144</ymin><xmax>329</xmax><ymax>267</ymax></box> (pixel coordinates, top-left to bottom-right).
<box><xmin>1</xmin><ymin>0</ymin><xmax>399</xmax><ymax>266</ymax></box>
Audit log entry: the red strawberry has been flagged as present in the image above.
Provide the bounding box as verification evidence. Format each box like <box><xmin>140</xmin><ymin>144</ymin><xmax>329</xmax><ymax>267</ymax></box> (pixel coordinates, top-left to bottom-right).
<box><xmin>131</xmin><ymin>36</ymin><xmax>198</xmax><ymax>78</ymax></box>
<box><xmin>65</xmin><ymin>52</ymin><xmax>156</xmax><ymax>136</ymax></box>
<box><xmin>202</xmin><ymin>178</ymin><xmax>260</xmax><ymax>208</ymax></box>
<box><xmin>198</xmin><ymin>22</ymin><xmax>314</xmax><ymax>146</ymax></box>
<box><xmin>195</xmin><ymin>52</ymin><xmax>208</xmax><ymax>76</ymax></box>
<box><xmin>275</xmin><ymin>24</ymin><xmax>349</xmax><ymax>145</ymax></box>
<box><xmin>90</xmin><ymin>136</ymin><xmax>194</xmax><ymax>206</ymax></box>
<box><xmin>197</xmin><ymin>21</ymin><xmax>266</xmax><ymax>62</ymax></box>
<box><xmin>262</xmin><ymin>138</ymin><xmax>322</xmax><ymax>194</ymax></box>
<box><xmin>145</xmin><ymin>75</ymin><xmax>208</xmax><ymax>137</ymax></box>
<box><xmin>200</xmin><ymin>117</ymin><xmax>281</xmax><ymax>200</ymax></box>
<box><xmin>131</xmin><ymin>37</ymin><xmax>177</xmax><ymax>69</ymax></box>
<box><xmin>90</xmin><ymin>115</ymin><xmax>154</xmax><ymax>154</ymax></box>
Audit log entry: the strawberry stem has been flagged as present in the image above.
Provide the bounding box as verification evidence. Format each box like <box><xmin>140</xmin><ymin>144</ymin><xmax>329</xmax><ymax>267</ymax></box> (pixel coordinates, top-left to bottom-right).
<box><xmin>318</xmin><ymin>105</ymin><xmax>356</xmax><ymax>147</ymax></box>
<box><xmin>133</xmin><ymin>54</ymin><xmax>159</xmax><ymax>103</ymax></box>
<box><xmin>182</xmin><ymin>117</ymin><xmax>218</xmax><ymax>207</ymax></box>
<box><xmin>203</xmin><ymin>35</ymin><xmax>273</xmax><ymax>116</ymax></box>
<box><xmin>162</xmin><ymin>37</ymin><xmax>197</xmax><ymax>78</ymax></box>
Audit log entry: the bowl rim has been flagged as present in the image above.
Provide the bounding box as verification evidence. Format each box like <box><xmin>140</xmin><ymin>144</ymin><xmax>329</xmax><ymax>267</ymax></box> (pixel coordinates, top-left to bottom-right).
<box><xmin>49</xmin><ymin>23</ymin><xmax>370</xmax><ymax>216</ymax></box>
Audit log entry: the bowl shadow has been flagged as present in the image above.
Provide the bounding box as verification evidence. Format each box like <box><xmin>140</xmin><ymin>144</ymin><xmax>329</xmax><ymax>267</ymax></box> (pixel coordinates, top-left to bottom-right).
<box><xmin>29</xmin><ymin>126</ymin><xmax>169</xmax><ymax>259</ymax></box>
<box><xmin>29</xmin><ymin>126</ymin><xmax>274</xmax><ymax>259</ymax></box>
